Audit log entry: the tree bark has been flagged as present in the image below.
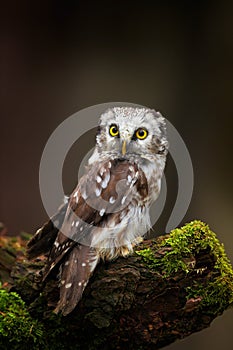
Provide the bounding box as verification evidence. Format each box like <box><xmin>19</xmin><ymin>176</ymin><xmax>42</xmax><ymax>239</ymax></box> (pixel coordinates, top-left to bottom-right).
<box><xmin>0</xmin><ymin>221</ymin><xmax>233</xmax><ymax>349</ymax></box>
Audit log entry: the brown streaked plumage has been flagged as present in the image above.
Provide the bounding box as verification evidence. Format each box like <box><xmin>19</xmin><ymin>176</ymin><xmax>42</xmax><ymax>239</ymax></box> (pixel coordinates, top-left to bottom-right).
<box><xmin>27</xmin><ymin>107</ymin><xmax>168</xmax><ymax>315</ymax></box>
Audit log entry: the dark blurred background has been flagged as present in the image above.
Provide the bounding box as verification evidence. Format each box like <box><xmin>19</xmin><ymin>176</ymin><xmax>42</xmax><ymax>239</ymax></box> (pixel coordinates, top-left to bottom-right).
<box><xmin>1</xmin><ymin>1</ymin><xmax>233</xmax><ymax>349</ymax></box>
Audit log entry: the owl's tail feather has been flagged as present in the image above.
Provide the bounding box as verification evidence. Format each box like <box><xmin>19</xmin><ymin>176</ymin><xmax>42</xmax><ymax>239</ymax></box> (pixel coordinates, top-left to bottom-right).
<box><xmin>27</xmin><ymin>201</ymin><xmax>69</xmax><ymax>259</ymax></box>
<box><xmin>54</xmin><ymin>245</ymin><xmax>99</xmax><ymax>316</ymax></box>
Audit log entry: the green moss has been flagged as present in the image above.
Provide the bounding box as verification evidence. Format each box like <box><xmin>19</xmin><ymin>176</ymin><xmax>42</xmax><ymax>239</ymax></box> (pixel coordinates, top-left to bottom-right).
<box><xmin>0</xmin><ymin>289</ymin><xmax>44</xmax><ymax>349</ymax></box>
<box><xmin>136</xmin><ymin>220</ymin><xmax>233</xmax><ymax>314</ymax></box>
<box><xmin>0</xmin><ymin>289</ymin><xmax>71</xmax><ymax>349</ymax></box>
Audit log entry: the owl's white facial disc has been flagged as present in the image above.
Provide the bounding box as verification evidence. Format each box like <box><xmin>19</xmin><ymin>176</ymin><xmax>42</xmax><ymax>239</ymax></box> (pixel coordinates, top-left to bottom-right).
<box><xmin>96</xmin><ymin>107</ymin><xmax>168</xmax><ymax>158</ymax></box>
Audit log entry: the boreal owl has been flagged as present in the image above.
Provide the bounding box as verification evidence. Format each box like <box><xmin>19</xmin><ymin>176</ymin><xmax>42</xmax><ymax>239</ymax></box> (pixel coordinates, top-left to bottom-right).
<box><xmin>27</xmin><ymin>107</ymin><xmax>169</xmax><ymax>315</ymax></box>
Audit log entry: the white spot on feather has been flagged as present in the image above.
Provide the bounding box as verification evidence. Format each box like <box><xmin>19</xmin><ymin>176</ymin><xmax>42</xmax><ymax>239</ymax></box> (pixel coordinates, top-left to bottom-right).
<box><xmin>54</xmin><ymin>241</ymin><xmax>59</xmax><ymax>248</ymax></box>
<box><xmin>35</xmin><ymin>227</ymin><xmax>42</xmax><ymax>235</ymax></box>
<box><xmin>78</xmin><ymin>282</ymin><xmax>82</xmax><ymax>286</ymax></box>
<box><xmin>50</xmin><ymin>262</ymin><xmax>55</xmax><ymax>270</ymax></box>
<box><xmin>127</xmin><ymin>175</ymin><xmax>132</xmax><ymax>183</ymax></box>
<box><xmin>82</xmin><ymin>262</ymin><xmax>86</xmax><ymax>267</ymax></box>
<box><xmin>121</xmin><ymin>196</ymin><xmax>127</xmax><ymax>205</ymax></box>
<box><xmin>109</xmin><ymin>196</ymin><xmax>116</xmax><ymax>204</ymax></box>
<box><xmin>95</xmin><ymin>187</ymin><xmax>102</xmax><ymax>197</ymax></box>
<box><xmin>96</xmin><ymin>175</ymin><xmax>102</xmax><ymax>183</ymax></box>
<box><xmin>99</xmin><ymin>208</ymin><xmax>105</xmax><ymax>216</ymax></box>
<box><xmin>65</xmin><ymin>283</ymin><xmax>72</xmax><ymax>289</ymax></box>
<box><xmin>75</xmin><ymin>221</ymin><xmax>79</xmax><ymax>227</ymax></box>
<box><xmin>73</xmin><ymin>191</ymin><xmax>78</xmax><ymax>198</ymax></box>
<box><xmin>101</xmin><ymin>172</ymin><xmax>110</xmax><ymax>189</ymax></box>
<box><xmin>100</xmin><ymin>167</ymin><xmax>106</xmax><ymax>176</ymax></box>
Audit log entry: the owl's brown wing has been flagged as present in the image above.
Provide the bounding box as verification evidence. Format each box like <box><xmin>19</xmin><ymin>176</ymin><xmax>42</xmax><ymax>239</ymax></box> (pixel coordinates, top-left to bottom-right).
<box><xmin>27</xmin><ymin>158</ymin><xmax>148</xmax><ymax>315</ymax></box>
<box><xmin>27</xmin><ymin>200</ymin><xmax>69</xmax><ymax>259</ymax></box>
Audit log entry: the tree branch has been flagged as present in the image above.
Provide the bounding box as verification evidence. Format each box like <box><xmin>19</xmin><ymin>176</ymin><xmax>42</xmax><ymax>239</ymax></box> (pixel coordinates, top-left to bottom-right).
<box><xmin>0</xmin><ymin>221</ymin><xmax>233</xmax><ymax>349</ymax></box>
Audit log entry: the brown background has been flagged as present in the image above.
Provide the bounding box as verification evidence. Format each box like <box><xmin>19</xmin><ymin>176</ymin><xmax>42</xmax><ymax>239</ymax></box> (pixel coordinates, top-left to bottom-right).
<box><xmin>1</xmin><ymin>1</ymin><xmax>233</xmax><ymax>349</ymax></box>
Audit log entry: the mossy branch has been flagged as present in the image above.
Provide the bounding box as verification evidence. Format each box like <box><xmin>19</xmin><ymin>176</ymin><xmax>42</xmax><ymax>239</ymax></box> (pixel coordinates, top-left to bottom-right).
<box><xmin>0</xmin><ymin>221</ymin><xmax>233</xmax><ymax>349</ymax></box>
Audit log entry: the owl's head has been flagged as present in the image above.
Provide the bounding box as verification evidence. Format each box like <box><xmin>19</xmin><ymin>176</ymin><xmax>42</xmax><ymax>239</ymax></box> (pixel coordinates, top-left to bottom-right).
<box><xmin>95</xmin><ymin>107</ymin><xmax>168</xmax><ymax>160</ymax></box>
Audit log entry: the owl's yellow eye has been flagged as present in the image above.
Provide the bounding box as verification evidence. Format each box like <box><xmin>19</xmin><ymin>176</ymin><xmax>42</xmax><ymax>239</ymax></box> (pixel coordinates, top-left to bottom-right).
<box><xmin>109</xmin><ymin>124</ymin><xmax>119</xmax><ymax>137</ymax></box>
<box><xmin>135</xmin><ymin>128</ymin><xmax>148</xmax><ymax>140</ymax></box>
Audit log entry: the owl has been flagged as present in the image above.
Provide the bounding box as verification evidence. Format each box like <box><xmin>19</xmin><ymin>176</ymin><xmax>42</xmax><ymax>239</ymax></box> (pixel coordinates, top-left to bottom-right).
<box><xmin>27</xmin><ymin>107</ymin><xmax>168</xmax><ymax>315</ymax></box>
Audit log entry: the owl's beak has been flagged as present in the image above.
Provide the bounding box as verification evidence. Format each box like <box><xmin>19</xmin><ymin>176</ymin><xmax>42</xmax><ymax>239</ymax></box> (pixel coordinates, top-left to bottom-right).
<box><xmin>121</xmin><ymin>140</ymin><xmax>127</xmax><ymax>156</ymax></box>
